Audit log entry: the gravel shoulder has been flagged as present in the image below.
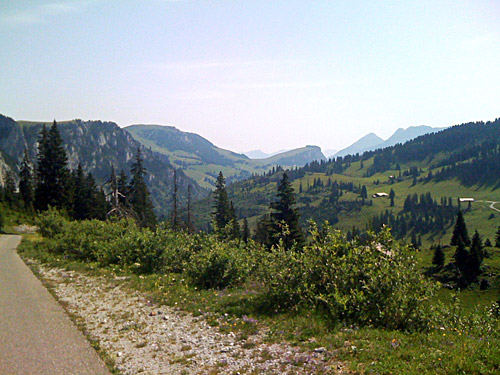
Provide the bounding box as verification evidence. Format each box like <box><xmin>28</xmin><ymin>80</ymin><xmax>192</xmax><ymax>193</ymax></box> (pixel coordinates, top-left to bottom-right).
<box><xmin>26</xmin><ymin>259</ymin><xmax>344</xmax><ymax>374</ymax></box>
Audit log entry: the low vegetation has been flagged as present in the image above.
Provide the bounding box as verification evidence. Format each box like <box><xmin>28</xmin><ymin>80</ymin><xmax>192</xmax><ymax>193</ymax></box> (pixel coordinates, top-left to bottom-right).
<box><xmin>16</xmin><ymin>209</ymin><xmax>500</xmax><ymax>373</ymax></box>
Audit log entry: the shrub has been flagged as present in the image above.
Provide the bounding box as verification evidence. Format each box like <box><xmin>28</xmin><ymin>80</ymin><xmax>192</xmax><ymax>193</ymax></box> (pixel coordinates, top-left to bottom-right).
<box><xmin>36</xmin><ymin>207</ymin><xmax>68</xmax><ymax>238</ymax></box>
<box><xmin>156</xmin><ymin>228</ymin><xmax>193</xmax><ymax>273</ymax></box>
<box><xmin>260</xmin><ymin>223</ymin><xmax>439</xmax><ymax>330</ymax></box>
<box><xmin>185</xmin><ymin>235</ymin><xmax>249</xmax><ymax>289</ymax></box>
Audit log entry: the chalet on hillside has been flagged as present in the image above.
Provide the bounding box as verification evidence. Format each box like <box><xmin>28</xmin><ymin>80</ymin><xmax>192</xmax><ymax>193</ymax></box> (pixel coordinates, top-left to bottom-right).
<box><xmin>458</xmin><ymin>198</ymin><xmax>474</xmax><ymax>202</ymax></box>
<box><xmin>372</xmin><ymin>192</ymin><xmax>389</xmax><ymax>198</ymax></box>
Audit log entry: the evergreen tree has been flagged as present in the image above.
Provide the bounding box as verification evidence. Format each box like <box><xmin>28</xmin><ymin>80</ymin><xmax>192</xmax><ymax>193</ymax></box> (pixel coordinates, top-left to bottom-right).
<box><xmin>495</xmin><ymin>225</ymin><xmax>500</xmax><ymax>248</ymax></box>
<box><xmin>411</xmin><ymin>232</ymin><xmax>418</xmax><ymax>248</ymax></box>
<box><xmin>228</xmin><ymin>201</ymin><xmax>240</xmax><ymax>239</ymax></box>
<box><xmin>254</xmin><ymin>215</ymin><xmax>270</xmax><ymax>245</ymax></box>
<box><xmin>451</xmin><ymin>211</ymin><xmax>470</xmax><ymax>246</ymax></box>
<box><xmin>171</xmin><ymin>169</ymin><xmax>179</xmax><ymax>229</ymax></box>
<box><xmin>35</xmin><ymin>121</ymin><xmax>70</xmax><ymax>210</ymax></box>
<box><xmin>453</xmin><ymin>238</ymin><xmax>469</xmax><ymax>278</ymax></box>
<box><xmin>268</xmin><ymin>172</ymin><xmax>304</xmax><ymax>249</ymax></box>
<box><xmin>212</xmin><ymin>171</ymin><xmax>231</xmax><ymax>232</ymax></box>
<box><xmin>432</xmin><ymin>244</ymin><xmax>445</xmax><ymax>268</ymax></box>
<box><xmin>72</xmin><ymin>164</ymin><xmax>88</xmax><ymax>220</ymax></box>
<box><xmin>242</xmin><ymin>217</ymin><xmax>250</xmax><ymax>243</ymax></box>
<box><xmin>0</xmin><ymin>210</ymin><xmax>4</xmax><ymax>233</ymax></box>
<box><xmin>485</xmin><ymin>238</ymin><xmax>492</xmax><ymax>247</ymax></box>
<box><xmin>469</xmin><ymin>230</ymin><xmax>483</xmax><ymax>279</ymax></box>
<box><xmin>117</xmin><ymin>169</ymin><xmax>128</xmax><ymax>206</ymax></box>
<box><xmin>19</xmin><ymin>149</ymin><xmax>34</xmax><ymax>212</ymax></box>
<box><xmin>109</xmin><ymin>165</ymin><xmax>119</xmax><ymax>210</ymax></box>
<box><xmin>389</xmin><ymin>188</ymin><xmax>395</xmax><ymax>207</ymax></box>
<box><xmin>4</xmin><ymin>171</ymin><xmax>17</xmax><ymax>207</ymax></box>
<box><xmin>129</xmin><ymin>148</ymin><xmax>156</xmax><ymax>227</ymax></box>
<box><xmin>361</xmin><ymin>185</ymin><xmax>368</xmax><ymax>199</ymax></box>
<box><xmin>186</xmin><ymin>184</ymin><xmax>194</xmax><ymax>233</ymax></box>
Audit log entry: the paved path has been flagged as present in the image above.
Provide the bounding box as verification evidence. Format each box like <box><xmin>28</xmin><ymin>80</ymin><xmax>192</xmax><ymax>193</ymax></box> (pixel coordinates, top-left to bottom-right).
<box><xmin>476</xmin><ymin>200</ymin><xmax>500</xmax><ymax>213</ymax></box>
<box><xmin>0</xmin><ymin>235</ymin><xmax>110</xmax><ymax>375</ymax></box>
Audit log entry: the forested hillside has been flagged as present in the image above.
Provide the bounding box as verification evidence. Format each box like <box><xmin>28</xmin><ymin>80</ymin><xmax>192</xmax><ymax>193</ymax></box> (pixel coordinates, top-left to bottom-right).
<box><xmin>191</xmin><ymin>117</ymin><xmax>500</xmax><ymax>244</ymax></box>
<box><xmin>0</xmin><ymin>114</ymin><xmax>206</xmax><ymax>215</ymax></box>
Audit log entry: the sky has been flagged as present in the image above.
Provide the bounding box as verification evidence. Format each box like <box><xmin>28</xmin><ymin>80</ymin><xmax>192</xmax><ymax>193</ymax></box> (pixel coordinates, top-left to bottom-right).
<box><xmin>1</xmin><ymin>1</ymin><xmax>500</xmax><ymax>154</ymax></box>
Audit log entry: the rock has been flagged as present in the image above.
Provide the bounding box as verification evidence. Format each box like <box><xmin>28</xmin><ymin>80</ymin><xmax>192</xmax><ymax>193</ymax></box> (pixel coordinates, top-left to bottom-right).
<box><xmin>314</xmin><ymin>347</ymin><xmax>327</xmax><ymax>353</ymax></box>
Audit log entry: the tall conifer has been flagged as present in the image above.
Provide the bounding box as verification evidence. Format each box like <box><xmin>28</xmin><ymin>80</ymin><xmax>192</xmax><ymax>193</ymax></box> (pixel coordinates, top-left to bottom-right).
<box><xmin>129</xmin><ymin>148</ymin><xmax>156</xmax><ymax>227</ymax></box>
<box><xmin>19</xmin><ymin>149</ymin><xmax>34</xmax><ymax>212</ymax></box>
<box><xmin>35</xmin><ymin>121</ymin><xmax>69</xmax><ymax>210</ymax></box>
<box><xmin>212</xmin><ymin>171</ymin><xmax>231</xmax><ymax>232</ymax></box>
<box><xmin>268</xmin><ymin>172</ymin><xmax>304</xmax><ymax>249</ymax></box>
<box><xmin>451</xmin><ymin>211</ymin><xmax>470</xmax><ymax>246</ymax></box>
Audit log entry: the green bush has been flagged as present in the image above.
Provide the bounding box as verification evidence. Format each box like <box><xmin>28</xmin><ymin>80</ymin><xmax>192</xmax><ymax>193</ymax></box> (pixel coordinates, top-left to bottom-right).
<box><xmin>156</xmin><ymin>227</ymin><xmax>193</xmax><ymax>273</ymax></box>
<box><xmin>260</xmin><ymin>223</ymin><xmax>439</xmax><ymax>330</ymax></box>
<box><xmin>36</xmin><ymin>207</ymin><xmax>68</xmax><ymax>238</ymax></box>
<box><xmin>185</xmin><ymin>235</ymin><xmax>249</xmax><ymax>289</ymax></box>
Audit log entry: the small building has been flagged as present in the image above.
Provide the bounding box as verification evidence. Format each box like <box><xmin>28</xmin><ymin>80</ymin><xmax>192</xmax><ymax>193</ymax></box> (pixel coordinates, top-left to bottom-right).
<box><xmin>459</xmin><ymin>198</ymin><xmax>475</xmax><ymax>202</ymax></box>
<box><xmin>372</xmin><ymin>192</ymin><xmax>389</xmax><ymax>198</ymax></box>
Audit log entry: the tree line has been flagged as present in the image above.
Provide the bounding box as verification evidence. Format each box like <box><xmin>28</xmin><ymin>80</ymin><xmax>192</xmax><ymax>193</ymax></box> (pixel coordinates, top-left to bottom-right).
<box><xmin>1</xmin><ymin>121</ymin><xmax>157</xmax><ymax>227</ymax></box>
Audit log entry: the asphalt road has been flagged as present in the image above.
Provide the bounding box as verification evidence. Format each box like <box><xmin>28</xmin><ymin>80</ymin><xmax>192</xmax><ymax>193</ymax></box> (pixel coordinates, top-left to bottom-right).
<box><xmin>0</xmin><ymin>235</ymin><xmax>110</xmax><ymax>375</ymax></box>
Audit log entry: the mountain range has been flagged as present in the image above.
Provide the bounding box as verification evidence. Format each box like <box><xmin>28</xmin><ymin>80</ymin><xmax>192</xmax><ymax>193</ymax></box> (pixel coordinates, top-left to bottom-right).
<box><xmin>0</xmin><ymin>114</ymin><xmax>326</xmax><ymax>215</ymax></box>
<box><xmin>125</xmin><ymin>125</ymin><xmax>326</xmax><ymax>189</ymax></box>
<box><xmin>334</xmin><ymin>125</ymin><xmax>445</xmax><ymax>157</ymax></box>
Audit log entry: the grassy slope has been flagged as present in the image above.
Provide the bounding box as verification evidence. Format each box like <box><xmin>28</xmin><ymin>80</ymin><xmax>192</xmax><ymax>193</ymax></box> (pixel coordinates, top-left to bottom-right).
<box><xmin>127</xmin><ymin>126</ymin><xmax>325</xmax><ymax>190</ymax></box>
<box><xmin>229</xmin><ymin>156</ymin><xmax>500</xmax><ymax>246</ymax></box>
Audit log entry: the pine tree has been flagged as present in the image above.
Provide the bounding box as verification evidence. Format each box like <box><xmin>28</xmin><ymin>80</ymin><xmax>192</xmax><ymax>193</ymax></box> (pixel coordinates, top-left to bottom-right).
<box><xmin>171</xmin><ymin>169</ymin><xmax>179</xmax><ymax>229</ymax></box>
<box><xmin>432</xmin><ymin>244</ymin><xmax>445</xmax><ymax>268</ymax></box>
<box><xmin>254</xmin><ymin>215</ymin><xmax>270</xmax><ymax>245</ymax></box>
<box><xmin>117</xmin><ymin>169</ymin><xmax>128</xmax><ymax>206</ymax></box>
<box><xmin>451</xmin><ymin>211</ymin><xmax>470</xmax><ymax>246</ymax></box>
<box><xmin>228</xmin><ymin>201</ymin><xmax>240</xmax><ymax>239</ymax></box>
<box><xmin>389</xmin><ymin>188</ymin><xmax>395</xmax><ymax>207</ymax></box>
<box><xmin>35</xmin><ymin>121</ymin><xmax>70</xmax><ymax>211</ymax></box>
<box><xmin>361</xmin><ymin>185</ymin><xmax>368</xmax><ymax>199</ymax></box>
<box><xmin>129</xmin><ymin>148</ymin><xmax>156</xmax><ymax>227</ymax></box>
<box><xmin>4</xmin><ymin>171</ymin><xmax>17</xmax><ymax>207</ymax></box>
<box><xmin>495</xmin><ymin>225</ymin><xmax>500</xmax><ymax>248</ymax></box>
<box><xmin>212</xmin><ymin>171</ymin><xmax>231</xmax><ymax>232</ymax></box>
<box><xmin>186</xmin><ymin>184</ymin><xmax>195</xmax><ymax>233</ymax></box>
<box><xmin>469</xmin><ymin>230</ymin><xmax>483</xmax><ymax>279</ymax></box>
<box><xmin>268</xmin><ymin>172</ymin><xmax>304</xmax><ymax>249</ymax></box>
<box><xmin>453</xmin><ymin>238</ymin><xmax>469</xmax><ymax>278</ymax></box>
<box><xmin>19</xmin><ymin>149</ymin><xmax>34</xmax><ymax>212</ymax></box>
<box><xmin>242</xmin><ymin>217</ymin><xmax>250</xmax><ymax>243</ymax></box>
<box><xmin>72</xmin><ymin>164</ymin><xmax>88</xmax><ymax>220</ymax></box>
<box><xmin>411</xmin><ymin>232</ymin><xmax>418</xmax><ymax>248</ymax></box>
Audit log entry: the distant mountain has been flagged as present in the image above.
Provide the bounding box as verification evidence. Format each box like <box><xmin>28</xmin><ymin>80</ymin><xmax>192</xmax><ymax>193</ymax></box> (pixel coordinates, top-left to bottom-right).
<box><xmin>244</xmin><ymin>150</ymin><xmax>271</xmax><ymax>159</ymax></box>
<box><xmin>376</xmin><ymin>125</ymin><xmax>445</xmax><ymax>149</ymax></box>
<box><xmin>323</xmin><ymin>149</ymin><xmax>338</xmax><ymax>159</ymax></box>
<box><xmin>0</xmin><ymin>114</ymin><xmax>206</xmax><ymax>215</ymax></box>
<box><xmin>244</xmin><ymin>149</ymin><xmax>290</xmax><ymax>159</ymax></box>
<box><xmin>262</xmin><ymin>146</ymin><xmax>325</xmax><ymax>166</ymax></box>
<box><xmin>334</xmin><ymin>133</ymin><xmax>383</xmax><ymax>157</ymax></box>
<box><xmin>126</xmin><ymin>124</ymin><xmax>325</xmax><ymax>189</ymax></box>
<box><xmin>334</xmin><ymin>125</ymin><xmax>444</xmax><ymax>158</ymax></box>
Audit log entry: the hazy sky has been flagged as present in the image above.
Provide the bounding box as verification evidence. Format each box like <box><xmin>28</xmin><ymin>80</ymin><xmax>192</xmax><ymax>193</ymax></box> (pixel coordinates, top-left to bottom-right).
<box><xmin>1</xmin><ymin>1</ymin><xmax>499</xmax><ymax>153</ymax></box>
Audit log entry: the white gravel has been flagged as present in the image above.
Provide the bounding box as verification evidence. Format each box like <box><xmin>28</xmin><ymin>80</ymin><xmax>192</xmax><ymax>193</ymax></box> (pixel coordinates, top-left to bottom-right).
<box><xmin>28</xmin><ymin>260</ymin><xmax>344</xmax><ymax>374</ymax></box>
